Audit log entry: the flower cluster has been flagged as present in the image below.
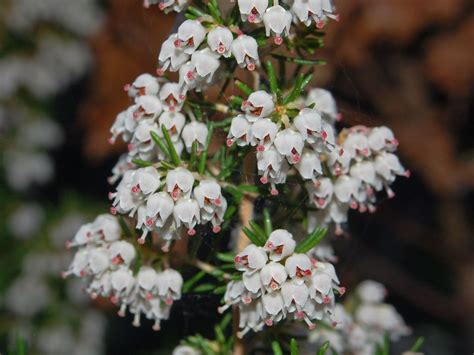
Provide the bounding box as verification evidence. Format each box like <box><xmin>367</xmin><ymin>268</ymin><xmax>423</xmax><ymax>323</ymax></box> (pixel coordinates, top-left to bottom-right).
<box><xmin>219</xmin><ymin>229</ymin><xmax>344</xmax><ymax>337</ymax></box>
<box><xmin>63</xmin><ymin>214</ymin><xmax>183</xmax><ymax>331</ymax></box>
<box><xmin>309</xmin><ymin>280</ymin><xmax>410</xmax><ymax>354</ymax></box>
<box><xmin>110</xmin><ymin>166</ymin><xmax>227</xmax><ymax>249</ymax></box>
<box><xmin>142</xmin><ymin>0</ymin><xmax>189</xmax><ymax>13</ymax></box>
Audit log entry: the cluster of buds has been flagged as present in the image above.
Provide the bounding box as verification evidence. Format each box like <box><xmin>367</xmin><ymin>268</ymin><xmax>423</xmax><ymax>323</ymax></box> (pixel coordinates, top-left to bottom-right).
<box><xmin>309</xmin><ymin>280</ymin><xmax>410</xmax><ymax>354</ymax></box>
<box><xmin>63</xmin><ymin>214</ymin><xmax>183</xmax><ymax>331</ymax></box>
<box><xmin>110</xmin><ymin>166</ymin><xmax>227</xmax><ymax>250</ymax></box>
<box><xmin>219</xmin><ymin>229</ymin><xmax>344</xmax><ymax>337</ymax></box>
<box><xmin>227</xmin><ymin>89</ymin><xmax>337</xmax><ymax>195</ymax></box>
<box><xmin>158</xmin><ymin>19</ymin><xmax>260</xmax><ymax>90</ymax></box>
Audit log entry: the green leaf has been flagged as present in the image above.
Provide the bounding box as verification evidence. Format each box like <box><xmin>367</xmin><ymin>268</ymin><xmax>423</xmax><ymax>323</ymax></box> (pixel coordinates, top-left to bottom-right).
<box><xmin>317</xmin><ymin>341</ymin><xmax>330</xmax><ymax>355</ymax></box>
<box><xmin>190</xmin><ymin>140</ymin><xmax>198</xmax><ymax>169</ymax></box>
<box><xmin>118</xmin><ymin>215</ymin><xmax>134</xmax><ymax>239</ymax></box>
<box><xmin>272</xmin><ymin>53</ymin><xmax>326</xmax><ymax>66</ymax></box>
<box><xmin>198</xmin><ymin>122</ymin><xmax>214</xmax><ymax>174</ymax></box>
<box><xmin>132</xmin><ymin>159</ymin><xmax>153</xmax><ymax>167</ymax></box>
<box><xmin>14</xmin><ymin>336</ymin><xmax>27</xmax><ymax>355</ymax></box>
<box><xmin>290</xmin><ymin>338</ymin><xmax>299</xmax><ymax>355</ymax></box>
<box><xmin>187</xmin><ymin>5</ymin><xmax>207</xmax><ymax>17</ymax></box>
<box><xmin>183</xmin><ymin>270</ymin><xmax>206</xmax><ymax>293</ymax></box>
<box><xmin>242</xmin><ymin>226</ymin><xmax>264</xmax><ymax>246</ymax></box>
<box><xmin>213</xmin><ymin>285</ymin><xmax>227</xmax><ymax>294</ymax></box>
<box><xmin>410</xmin><ymin>337</ymin><xmax>425</xmax><ymax>352</ymax></box>
<box><xmin>283</xmin><ymin>73</ymin><xmax>313</xmax><ymax>105</ymax></box>
<box><xmin>161</xmin><ymin>125</ymin><xmax>181</xmax><ymax>166</ymax></box>
<box><xmin>150</xmin><ymin>131</ymin><xmax>170</xmax><ymax>159</ymax></box>
<box><xmin>234</xmin><ymin>80</ymin><xmax>253</xmax><ymax>96</ymax></box>
<box><xmin>238</xmin><ymin>184</ymin><xmax>259</xmax><ymax>193</ymax></box>
<box><xmin>265</xmin><ymin>60</ymin><xmax>280</xmax><ymax>98</ymax></box>
<box><xmin>219</xmin><ymin>312</ymin><xmax>232</xmax><ymax>329</ymax></box>
<box><xmin>193</xmin><ymin>283</ymin><xmax>216</xmax><ymax>293</ymax></box>
<box><xmin>295</xmin><ymin>227</ymin><xmax>327</xmax><ymax>253</ymax></box>
<box><xmin>214</xmin><ymin>324</ymin><xmax>225</xmax><ymax>344</ymax></box>
<box><xmin>216</xmin><ymin>252</ymin><xmax>235</xmax><ymax>263</ymax></box>
<box><xmin>263</xmin><ymin>208</ymin><xmax>273</xmax><ymax>236</ymax></box>
<box><xmin>223</xmin><ymin>205</ymin><xmax>237</xmax><ymax>221</ymax></box>
<box><xmin>207</xmin><ymin>1</ymin><xmax>222</xmax><ymax>23</ymax></box>
<box><xmin>249</xmin><ymin>221</ymin><xmax>268</xmax><ymax>244</ymax></box>
<box><xmin>272</xmin><ymin>341</ymin><xmax>283</xmax><ymax>355</ymax></box>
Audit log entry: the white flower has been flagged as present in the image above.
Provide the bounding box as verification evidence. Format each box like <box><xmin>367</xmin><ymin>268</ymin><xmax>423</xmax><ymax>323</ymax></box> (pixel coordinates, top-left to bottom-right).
<box><xmin>145</xmin><ymin>192</ymin><xmax>175</xmax><ymax>228</ymax></box>
<box><xmin>201</xmin><ymin>196</ymin><xmax>227</xmax><ymax>233</ymax></box>
<box><xmin>243</xmin><ymin>269</ymin><xmax>263</xmax><ymax>295</ymax></box>
<box><xmin>307</xmin><ymin>177</ymin><xmax>333</xmax><ymax>208</ymax></box>
<box><xmin>173</xmin><ymin>345</ymin><xmax>200</xmax><ymax>355</ymax></box>
<box><xmin>343</xmin><ymin>131</ymin><xmax>371</xmax><ymax>159</ymax></box>
<box><xmin>242</xmin><ymin>90</ymin><xmax>274</xmax><ymax>121</ymax></box>
<box><xmin>285</xmin><ymin>253</ymin><xmax>313</xmax><ymax>280</ymax></box>
<box><xmin>8</xmin><ymin>203</ymin><xmax>44</xmax><ymax>240</ymax></box>
<box><xmin>235</xmin><ymin>244</ymin><xmax>268</xmax><ymax>272</ymax></box>
<box><xmin>231</xmin><ymin>34</ymin><xmax>259</xmax><ymax>71</ymax></box>
<box><xmin>334</xmin><ymin>175</ymin><xmax>361</xmax><ymax>208</ymax></box>
<box><xmin>263</xmin><ymin>5</ymin><xmax>292</xmax><ymax>45</ymax></box>
<box><xmin>125</xmin><ymin>73</ymin><xmax>160</xmax><ymax>98</ymax></box>
<box><xmin>110</xmin><ymin>268</ymin><xmax>135</xmax><ymax>302</ymax></box>
<box><xmin>158</xmin><ymin>34</ymin><xmax>190</xmax><ymax>74</ymax></box>
<box><xmin>227</xmin><ymin>114</ymin><xmax>251</xmax><ymax>147</ymax></box>
<box><xmin>158</xmin><ymin>111</ymin><xmax>185</xmax><ymax>142</ymax></box>
<box><xmin>207</xmin><ymin>26</ymin><xmax>233</xmax><ymax>57</ymax></box>
<box><xmin>250</xmin><ymin>118</ymin><xmax>278</xmax><ymax>151</ymax></box>
<box><xmin>306</xmin><ymin>88</ymin><xmax>340</xmax><ymax>124</ymax></box>
<box><xmin>257</xmin><ymin>146</ymin><xmax>285</xmax><ymax>186</ymax></box>
<box><xmin>260</xmin><ymin>262</ymin><xmax>287</xmax><ymax>292</ymax></box>
<box><xmin>166</xmin><ymin>167</ymin><xmax>195</xmax><ymax>200</ymax></box>
<box><xmin>281</xmin><ymin>279</ymin><xmax>309</xmax><ymax>313</ymax></box>
<box><xmin>238</xmin><ymin>0</ymin><xmax>268</xmax><ymax>23</ymax></box>
<box><xmin>132</xmin><ymin>167</ymin><xmax>161</xmax><ymax>195</ymax></box>
<box><xmin>237</xmin><ymin>300</ymin><xmax>265</xmax><ymax>337</ymax></box>
<box><xmin>133</xmin><ymin>95</ymin><xmax>163</xmax><ymax>120</ymax></box>
<box><xmin>181</xmin><ymin>121</ymin><xmax>208</xmax><ymax>152</ymax></box>
<box><xmin>157</xmin><ymin>269</ymin><xmax>183</xmax><ymax>304</ymax></box>
<box><xmin>274</xmin><ymin>129</ymin><xmax>304</xmax><ymax>164</ymax></box>
<box><xmin>265</xmin><ymin>229</ymin><xmax>296</xmax><ymax>261</ymax></box>
<box><xmin>262</xmin><ymin>292</ymin><xmax>285</xmax><ymax>326</ymax></box>
<box><xmin>356</xmin><ymin>280</ymin><xmax>386</xmax><ymax>303</ymax></box>
<box><xmin>159</xmin><ymin>82</ymin><xmax>186</xmax><ymax>111</ymax></box>
<box><xmin>88</xmin><ymin>248</ymin><xmax>110</xmax><ymax>274</ymax></box>
<box><xmin>292</xmin><ymin>0</ymin><xmax>339</xmax><ymax>28</ymax></box>
<box><xmin>294</xmin><ymin>108</ymin><xmax>323</xmax><ymax>144</ymax></box>
<box><xmin>182</xmin><ymin>48</ymin><xmax>221</xmax><ymax>89</ymax></box>
<box><xmin>173</xmin><ymin>198</ymin><xmax>200</xmax><ymax>235</ymax></box>
<box><xmin>368</xmin><ymin>126</ymin><xmax>398</xmax><ymax>152</ymax></box>
<box><xmin>296</xmin><ymin>149</ymin><xmax>322</xmax><ymax>181</ymax></box>
<box><xmin>152</xmin><ymin>0</ymin><xmax>188</xmax><ymax>13</ymax></box>
<box><xmin>137</xmin><ymin>266</ymin><xmax>159</xmax><ymax>300</ymax></box>
<box><xmin>107</xmin><ymin>240</ymin><xmax>136</xmax><ymax>266</ymax></box>
<box><xmin>176</xmin><ymin>20</ymin><xmax>206</xmax><ymax>54</ymax></box>
<box><xmin>193</xmin><ymin>179</ymin><xmax>223</xmax><ymax>213</ymax></box>
<box><xmin>128</xmin><ymin>120</ymin><xmax>160</xmax><ymax>159</ymax></box>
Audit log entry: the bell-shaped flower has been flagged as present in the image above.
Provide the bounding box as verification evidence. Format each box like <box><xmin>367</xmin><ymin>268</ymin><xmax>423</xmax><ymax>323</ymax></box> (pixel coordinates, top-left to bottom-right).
<box><xmin>137</xmin><ymin>266</ymin><xmax>159</xmax><ymax>300</ymax></box>
<box><xmin>129</xmin><ymin>120</ymin><xmax>160</xmax><ymax>158</ymax></box>
<box><xmin>250</xmin><ymin>118</ymin><xmax>278</xmax><ymax>151</ymax></box>
<box><xmin>263</xmin><ymin>5</ymin><xmax>292</xmax><ymax>45</ymax></box>
<box><xmin>201</xmin><ymin>196</ymin><xmax>227</xmax><ymax>233</ymax></box>
<box><xmin>181</xmin><ymin>121</ymin><xmax>208</xmax><ymax>153</ymax></box>
<box><xmin>166</xmin><ymin>167</ymin><xmax>194</xmax><ymax>200</ymax></box>
<box><xmin>87</xmin><ymin>271</ymin><xmax>112</xmax><ymax>299</ymax></box>
<box><xmin>281</xmin><ymin>279</ymin><xmax>309</xmax><ymax>313</ymax></box>
<box><xmin>218</xmin><ymin>280</ymin><xmax>245</xmax><ymax>313</ymax></box>
<box><xmin>173</xmin><ymin>198</ymin><xmax>200</xmax><ymax>235</ymax></box>
<box><xmin>368</xmin><ymin>126</ymin><xmax>398</xmax><ymax>152</ymax></box>
<box><xmin>265</xmin><ymin>229</ymin><xmax>296</xmax><ymax>261</ymax></box>
<box><xmin>285</xmin><ymin>253</ymin><xmax>313</xmax><ymax>281</ymax></box>
<box><xmin>158</xmin><ymin>34</ymin><xmax>190</xmax><ymax>73</ymax></box>
<box><xmin>294</xmin><ymin>108</ymin><xmax>323</xmax><ymax>144</ymax></box>
<box><xmin>110</xmin><ymin>111</ymin><xmax>129</xmax><ymax>144</ymax></box>
<box><xmin>234</xmin><ymin>244</ymin><xmax>268</xmax><ymax>272</ymax></box>
<box><xmin>350</xmin><ymin>161</ymin><xmax>376</xmax><ymax>186</ymax></box>
<box><xmin>262</xmin><ymin>292</ymin><xmax>286</xmax><ymax>326</ymax></box>
<box><xmin>243</xmin><ymin>269</ymin><xmax>263</xmax><ymax>295</ymax></box>
<box><xmin>125</xmin><ymin>73</ymin><xmax>160</xmax><ymax>98</ymax></box>
<box><xmin>92</xmin><ymin>214</ymin><xmax>122</xmax><ymax>243</ymax></box>
<box><xmin>242</xmin><ymin>90</ymin><xmax>274</xmax><ymax>121</ymax></box>
<box><xmin>374</xmin><ymin>152</ymin><xmax>407</xmax><ymax>182</ymax></box>
<box><xmin>237</xmin><ymin>300</ymin><xmax>265</xmax><ymax>338</ymax></box>
<box><xmin>133</xmin><ymin>95</ymin><xmax>162</xmax><ymax>121</ymax></box>
<box><xmin>110</xmin><ymin>268</ymin><xmax>135</xmax><ymax>302</ymax></box>
<box><xmin>296</xmin><ymin>149</ymin><xmax>322</xmax><ymax>182</ymax></box>
<box><xmin>227</xmin><ymin>114</ymin><xmax>251</xmax><ymax>147</ymax></box>
<box><xmin>260</xmin><ymin>262</ymin><xmax>288</xmax><ymax>292</ymax></box>
<box><xmin>231</xmin><ymin>34</ymin><xmax>259</xmax><ymax>71</ymax></box>
<box><xmin>145</xmin><ymin>191</ymin><xmax>174</xmax><ymax>228</ymax></box>
<box><xmin>238</xmin><ymin>0</ymin><xmax>268</xmax><ymax>23</ymax></box>
<box><xmin>188</xmin><ymin>48</ymin><xmax>221</xmax><ymax>86</ymax></box>
<box><xmin>292</xmin><ymin>0</ymin><xmax>339</xmax><ymax>28</ymax></box>
<box><xmin>307</xmin><ymin>177</ymin><xmax>334</xmax><ymax>208</ymax></box>
<box><xmin>88</xmin><ymin>248</ymin><xmax>110</xmax><ymax>275</ymax></box>
<box><xmin>131</xmin><ymin>167</ymin><xmax>160</xmax><ymax>196</ymax></box>
<box><xmin>343</xmin><ymin>131</ymin><xmax>371</xmax><ymax>159</ymax></box>
<box><xmin>207</xmin><ymin>26</ymin><xmax>233</xmax><ymax>57</ymax></box>
<box><xmin>193</xmin><ymin>179</ymin><xmax>222</xmax><ymax>213</ymax></box>
<box><xmin>107</xmin><ymin>240</ymin><xmax>136</xmax><ymax>266</ymax></box>
<box><xmin>356</xmin><ymin>280</ymin><xmax>387</xmax><ymax>304</ymax></box>
<box><xmin>306</xmin><ymin>88</ymin><xmax>340</xmax><ymax>124</ymax></box>
<box><xmin>334</xmin><ymin>175</ymin><xmax>361</xmax><ymax>208</ymax></box>
<box><xmin>63</xmin><ymin>249</ymin><xmax>89</xmax><ymax>278</ymax></box>
<box><xmin>158</xmin><ymin>111</ymin><xmax>185</xmax><ymax>142</ymax></box>
<box><xmin>257</xmin><ymin>146</ymin><xmax>284</xmax><ymax>185</ymax></box>
<box><xmin>175</xmin><ymin>20</ymin><xmax>206</xmax><ymax>54</ymax></box>
<box><xmin>155</xmin><ymin>0</ymin><xmax>188</xmax><ymax>13</ymax></box>
<box><xmin>111</xmin><ymin>170</ymin><xmax>143</xmax><ymax>217</ymax></box>
<box><xmin>159</xmin><ymin>83</ymin><xmax>185</xmax><ymax>111</ymax></box>
<box><xmin>157</xmin><ymin>269</ymin><xmax>183</xmax><ymax>304</ymax></box>
<box><xmin>274</xmin><ymin>129</ymin><xmax>304</xmax><ymax>164</ymax></box>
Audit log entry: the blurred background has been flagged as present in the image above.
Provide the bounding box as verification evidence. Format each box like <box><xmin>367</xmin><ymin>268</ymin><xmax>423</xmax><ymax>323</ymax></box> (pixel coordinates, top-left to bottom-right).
<box><xmin>0</xmin><ymin>0</ymin><xmax>473</xmax><ymax>354</ymax></box>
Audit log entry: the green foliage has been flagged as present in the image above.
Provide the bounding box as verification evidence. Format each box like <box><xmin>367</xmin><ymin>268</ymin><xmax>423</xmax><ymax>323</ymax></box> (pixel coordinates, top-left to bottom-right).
<box><xmin>295</xmin><ymin>228</ymin><xmax>328</xmax><ymax>253</ymax></box>
<box><xmin>317</xmin><ymin>341</ymin><xmax>331</xmax><ymax>355</ymax></box>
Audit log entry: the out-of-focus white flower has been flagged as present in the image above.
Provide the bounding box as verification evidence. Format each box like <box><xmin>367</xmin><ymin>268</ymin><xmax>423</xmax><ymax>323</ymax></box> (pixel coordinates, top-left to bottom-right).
<box><xmin>231</xmin><ymin>35</ymin><xmax>259</xmax><ymax>71</ymax></box>
<box><xmin>4</xmin><ymin>150</ymin><xmax>54</xmax><ymax>191</ymax></box>
<box><xmin>306</xmin><ymin>88</ymin><xmax>341</xmax><ymax>124</ymax></box>
<box><xmin>172</xmin><ymin>345</ymin><xmax>201</xmax><ymax>355</ymax></box>
<box><xmin>5</xmin><ymin>275</ymin><xmax>50</xmax><ymax>317</ymax></box>
<box><xmin>8</xmin><ymin>203</ymin><xmax>44</xmax><ymax>240</ymax></box>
